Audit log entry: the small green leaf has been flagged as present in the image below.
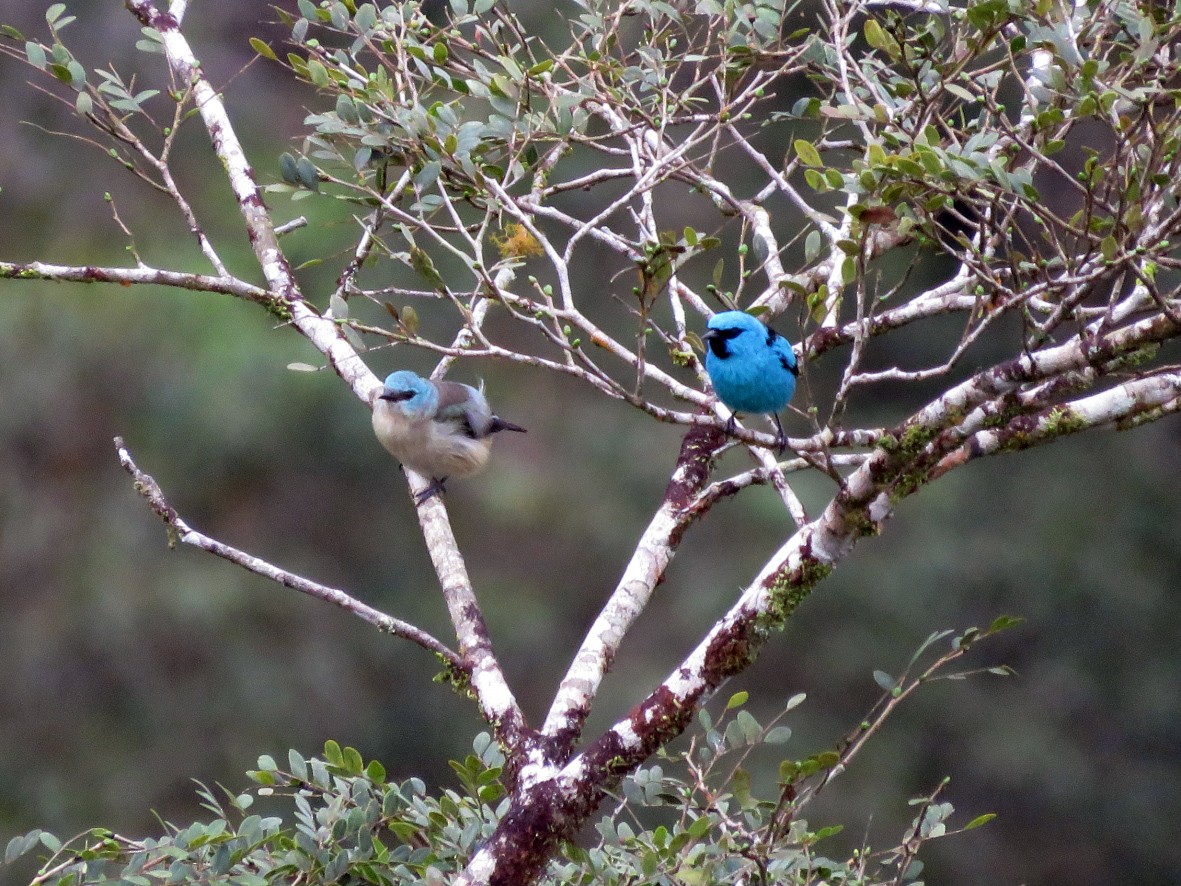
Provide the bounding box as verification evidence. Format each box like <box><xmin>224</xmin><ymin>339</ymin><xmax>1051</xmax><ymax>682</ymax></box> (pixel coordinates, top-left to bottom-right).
<box><xmin>286</xmin><ymin>52</ymin><xmax>308</xmax><ymax>76</ymax></box>
<box><xmin>401</xmin><ymin>304</ymin><xmax>420</xmax><ymax>334</ymax></box>
<box><xmin>764</xmin><ymin>725</ymin><xmax>792</xmax><ymax>744</ymax></box>
<box><xmin>355</xmin><ymin>3</ymin><xmax>378</xmax><ymax>31</ymax></box>
<box><xmin>816</xmin><ymin>750</ymin><xmax>840</xmax><ymax>769</ymax></box>
<box><xmin>409</xmin><ymin>249</ymin><xmax>444</xmax><ymax>292</ymax></box>
<box><xmin>323</xmin><ymin>738</ymin><xmax>344</xmax><ymax>766</ymax></box>
<box><xmin>794</xmin><ymin>138</ymin><xmax>822</xmax><ymax>167</ymax></box>
<box><xmin>872</xmin><ymin>669</ymin><xmax>896</xmax><ymax>691</ymax></box>
<box><xmin>803</xmin><ymin>168</ymin><xmax>827</xmax><ymax>191</ymax></box>
<box><xmin>66</xmin><ymin>59</ymin><xmax>85</xmax><ymax>87</ymax></box>
<box><xmin>812</xmin><ymin>824</ymin><xmax>844</xmax><ymax>841</ymax></box>
<box><xmin>279</xmin><ymin>152</ymin><xmax>299</xmax><ymax>184</ymax></box>
<box><xmin>963</xmin><ymin>812</ymin><xmax>997</xmax><ymax>831</ymax></box>
<box><xmin>288</xmin><ymin>749</ymin><xmax>308</xmax><ymax>779</ymax></box>
<box><xmin>808</xmin><ymin>284</ymin><xmax>829</xmax><ymax>323</ymax></box>
<box><xmin>295</xmin><ymin>156</ymin><xmax>319</xmax><ymax>190</ymax></box>
<box><xmin>736</xmin><ymin>709</ymin><xmax>762</xmax><ymax>744</ymax></box>
<box><xmin>307</xmin><ymin>58</ymin><xmax>330</xmax><ymax>87</ymax></box>
<box><xmin>1100</xmin><ymin>234</ymin><xmax>1118</xmax><ymax>261</ymax></box>
<box><xmin>803</xmin><ymin>229</ymin><xmax>820</xmax><ymax>264</ymax></box>
<box><xmin>725</xmin><ymin>690</ymin><xmax>749</xmax><ymax>710</ymax></box>
<box><xmin>944</xmin><ymin>82</ymin><xmax>975</xmax><ymax>102</ymax></box>
<box><xmin>863</xmin><ymin>18</ymin><xmax>886</xmax><ymax>48</ymax></box>
<box><xmin>25</xmin><ymin>41</ymin><xmax>46</xmax><ymax>69</ymax></box>
<box><xmin>5</xmin><ymin>831</ymin><xmax>41</xmax><ymax>864</ymax></box>
<box><xmin>731</xmin><ymin>767</ymin><xmax>752</xmax><ymax>808</ymax></box>
<box><xmin>46</xmin><ymin>4</ymin><xmax>67</xmax><ymax>25</ymax></box>
<box><xmin>841</xmin><ymin>255</ymin><xmax>857</xmax><ymax>285</ymax></box>
<box><xmin>249</xmin><ymin>37</ymin><xmax>278</xmax><ymax>61</ymax></box>
<box><xmin>863</xmin><ymin>19</ymin><xmax>899</xmax><ymax>57</ymax></box>
<box><xmin>986</xmin><ymin>614</ymin><xmax>1023</xmax><ymax>634</ymax></box>
<box><xmin>779</xmin><ymin>759</ymin><xmax>800</xmax><ymax>783</ymax></box>
<box><xmin>39</xmin><ymin>832</ymin><xmax>62</xmax><ymax>853</ymax></box>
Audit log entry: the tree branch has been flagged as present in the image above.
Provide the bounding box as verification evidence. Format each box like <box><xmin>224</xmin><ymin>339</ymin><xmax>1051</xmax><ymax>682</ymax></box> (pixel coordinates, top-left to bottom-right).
<box><xmin>121</xmin><ymin>0</ymin><xmax>529</xmax><ymax>754</ymax></box>
<box><xmin>113</xmin><ymin>437</ymin><xmax>463</xmax><ymax>672</ymax></box>
<box><xmin>0</xmin><ymin>261</ymin><xmax>271</xmax><ymax>303</ymax></box>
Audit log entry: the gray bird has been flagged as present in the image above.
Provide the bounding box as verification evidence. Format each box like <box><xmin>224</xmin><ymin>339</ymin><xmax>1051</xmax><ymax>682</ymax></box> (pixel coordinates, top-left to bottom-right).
<box><xmin>372</xmin><ymin>370</ymin><xmax>525</xmax><ymax>502</ymax></box>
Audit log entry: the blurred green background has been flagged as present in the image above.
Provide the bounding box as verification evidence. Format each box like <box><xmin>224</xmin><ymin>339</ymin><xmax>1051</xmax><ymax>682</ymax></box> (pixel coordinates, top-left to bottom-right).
<box><xmin>1</xmin><ymin>4</ymin><xmax>1180</xmax><ymax>885</ymax></box>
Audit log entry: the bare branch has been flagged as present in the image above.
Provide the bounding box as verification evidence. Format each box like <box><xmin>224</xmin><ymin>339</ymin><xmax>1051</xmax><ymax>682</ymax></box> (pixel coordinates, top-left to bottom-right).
<box><xmin>0</xmin><ymin>260</ymin><xmax>272</xmax><ymax>303</ymax></box>
<box><xmin>113</xmin><ymin>437</ymin><xmax>463</xmax><ymax>671</ymax></box>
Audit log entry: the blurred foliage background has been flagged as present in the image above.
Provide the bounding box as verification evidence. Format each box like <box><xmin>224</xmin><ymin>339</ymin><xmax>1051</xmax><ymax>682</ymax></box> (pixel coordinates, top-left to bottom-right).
<box><xmin>1</xmin><ymin>3</ymin><xmax>1179</xmax><ymax>885</ymax></box>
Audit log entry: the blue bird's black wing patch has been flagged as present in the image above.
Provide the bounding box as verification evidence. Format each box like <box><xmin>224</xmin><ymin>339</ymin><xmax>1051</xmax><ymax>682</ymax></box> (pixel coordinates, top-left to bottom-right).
<box><xmin>766</xmin><ymin>326</ymin><xmax>798</xmax><ymax>375</ymax></box>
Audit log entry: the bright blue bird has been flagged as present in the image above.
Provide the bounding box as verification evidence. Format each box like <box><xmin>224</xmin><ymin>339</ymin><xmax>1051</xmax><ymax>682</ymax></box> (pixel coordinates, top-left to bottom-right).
<box><xmin>703</xmin><ymin>310</ymin><xmax>798</xmax><ymax>452</ymax></box>
<box><xmin>372</xmin><ymin>370</ymin><xmax>526</xmax><ymax>503</ymax></box>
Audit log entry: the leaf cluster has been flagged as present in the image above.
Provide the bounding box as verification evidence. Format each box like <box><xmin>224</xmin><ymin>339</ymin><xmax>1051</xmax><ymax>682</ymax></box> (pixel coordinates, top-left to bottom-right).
<box><xmin>5</xmin><ymin>620</ymin><xmax>1018</xmax><ymax>886</ymax></box>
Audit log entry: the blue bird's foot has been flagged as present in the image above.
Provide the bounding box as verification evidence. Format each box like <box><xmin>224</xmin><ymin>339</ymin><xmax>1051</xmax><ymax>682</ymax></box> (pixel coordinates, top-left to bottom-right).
<box><xmin>415</xmin><ymin>477</ymin><xmax>449</xmax><ymax>504</ymax></box>
<box><xmin>723</xmin><ymin>413</ymin><xmax>738</xmax><ymax>436</ymax></box>
<box><xmin>771</xmin><ymin>414</ymin><xmax>786</xmax><ymax>454</ymax></box>
<box><xmin>772</xmin><ymin>413</ymin><xmax>788</xmax><ymax>455</ymax></box>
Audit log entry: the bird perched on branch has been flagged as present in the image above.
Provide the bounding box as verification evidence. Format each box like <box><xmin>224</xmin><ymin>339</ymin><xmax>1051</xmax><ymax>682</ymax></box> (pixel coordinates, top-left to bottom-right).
<box><xmin>372</xmin><ymin>370</ymin><xmax>526</xmax><ymax>503</ymax></box>
<box><xmin>703</xmin><ymin>310</ymin><xmax>798</xmax><ymax>453</ymax></box>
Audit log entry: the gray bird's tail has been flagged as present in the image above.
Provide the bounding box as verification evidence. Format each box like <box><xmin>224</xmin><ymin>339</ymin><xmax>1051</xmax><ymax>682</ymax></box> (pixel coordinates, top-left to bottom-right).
<box><xmin>489</xmin><ymin>416</ymin><xmax>527</xmax><ymax>434</ymax></box>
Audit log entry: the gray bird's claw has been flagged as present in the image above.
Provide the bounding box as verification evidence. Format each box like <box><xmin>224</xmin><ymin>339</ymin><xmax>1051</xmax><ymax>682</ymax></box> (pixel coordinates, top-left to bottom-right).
<box><xmin>415</xmin><ymin>477</ymin><xmax>448</xmax><ymax>504</ymax></box>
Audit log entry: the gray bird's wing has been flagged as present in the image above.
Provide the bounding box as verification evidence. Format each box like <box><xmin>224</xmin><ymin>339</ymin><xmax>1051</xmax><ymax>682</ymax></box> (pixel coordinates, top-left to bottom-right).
<box><xmin>434</xmin><ymin>380</ymin><xmax>493</xmax><ymax>438</ymax></box>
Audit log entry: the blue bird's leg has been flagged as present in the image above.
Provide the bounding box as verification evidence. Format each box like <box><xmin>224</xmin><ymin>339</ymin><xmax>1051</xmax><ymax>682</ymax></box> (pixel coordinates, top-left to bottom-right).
<box><xmin>723</xmin><ymin>412</ymin><xmax>738</xmax><ymax>436</ymax></box>
<box><xmin>415</xmin><ymin>477</ymin><xmax>449</xmax><ymax>504</ymax></box>
<box><xmin>771</xmin><ymin>413</ymin><xmax>787</xmax><ymax>455</ymax></box>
